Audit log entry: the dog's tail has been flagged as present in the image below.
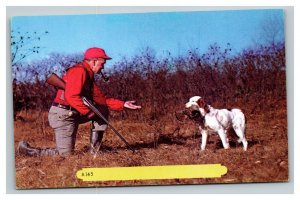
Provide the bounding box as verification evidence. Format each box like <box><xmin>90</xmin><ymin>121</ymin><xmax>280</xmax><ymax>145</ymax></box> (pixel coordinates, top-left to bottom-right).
<box><xmin>243</xmin><ymin>114</ymin><xmax>248</xmax><ymax>151</ymax></box>
<box><xmin>244</xmin><ymin>114</ymin><xmax>247</xmax><ymax>136</ymax></box>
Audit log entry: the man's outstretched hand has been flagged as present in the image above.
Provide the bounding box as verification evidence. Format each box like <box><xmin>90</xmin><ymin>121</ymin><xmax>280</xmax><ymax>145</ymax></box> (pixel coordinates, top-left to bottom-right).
<box><xmin>124</xmin><ymin>101</ymin><xmax>142</xmax><ymax>110</ymax></box>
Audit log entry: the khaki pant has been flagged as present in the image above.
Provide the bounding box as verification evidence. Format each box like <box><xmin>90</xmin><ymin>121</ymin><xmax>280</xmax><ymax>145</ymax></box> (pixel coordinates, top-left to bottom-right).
<box><xmin>48</xmin><ymin>105</ymin><xmax>108</xmax><ymax>155</ymax></box>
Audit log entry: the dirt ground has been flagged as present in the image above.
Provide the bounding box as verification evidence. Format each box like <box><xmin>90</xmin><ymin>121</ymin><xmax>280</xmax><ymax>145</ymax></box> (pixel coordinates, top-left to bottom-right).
<box><xmin>14</xmin><ymin>104</ymin><xmax>289</xmax><ymax>189</ymax></box>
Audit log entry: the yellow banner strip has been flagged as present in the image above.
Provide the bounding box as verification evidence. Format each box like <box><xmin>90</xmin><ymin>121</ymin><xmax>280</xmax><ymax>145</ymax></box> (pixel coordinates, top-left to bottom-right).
<box><xmin>76</xmin><ymin>164</ymin><xmax>227</xmax><ymax>182</ymax></box>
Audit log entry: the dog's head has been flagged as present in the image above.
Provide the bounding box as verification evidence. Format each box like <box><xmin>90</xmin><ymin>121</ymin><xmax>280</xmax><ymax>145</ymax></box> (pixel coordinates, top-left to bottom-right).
<box><xmin>185</xmin><ymin>96</ymin><xmax>209</xmax><ymax>117</ymax></box>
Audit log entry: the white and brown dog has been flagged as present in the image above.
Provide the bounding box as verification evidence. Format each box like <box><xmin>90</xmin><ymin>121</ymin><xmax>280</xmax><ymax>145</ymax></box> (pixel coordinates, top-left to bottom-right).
<box><xmin>185</xmin><ymin>96</ymin><xmax>248</xmax><ymax>151</ymax></box>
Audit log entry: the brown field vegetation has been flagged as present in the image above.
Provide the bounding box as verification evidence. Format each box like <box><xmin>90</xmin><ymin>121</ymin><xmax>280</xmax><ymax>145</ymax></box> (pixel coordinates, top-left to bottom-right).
<box><xmin>14</xmin><ymin>100</ymin><xmax>288</xmax><ymax>189</ymax></box>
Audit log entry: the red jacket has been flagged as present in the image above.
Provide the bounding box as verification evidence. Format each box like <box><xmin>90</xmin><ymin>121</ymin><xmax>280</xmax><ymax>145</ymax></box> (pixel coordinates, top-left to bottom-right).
<box><xmin>53</xmin><ymin>61</ymin><xmax>124</xmax><ymax>115</ymax></box>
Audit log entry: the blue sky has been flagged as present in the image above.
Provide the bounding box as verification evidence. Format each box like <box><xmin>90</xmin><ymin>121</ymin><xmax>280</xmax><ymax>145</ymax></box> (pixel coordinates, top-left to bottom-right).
<box><xmin>11</xmin><ymin>9</ymin><xmax>285</xmax><ymax>67</ymax></box>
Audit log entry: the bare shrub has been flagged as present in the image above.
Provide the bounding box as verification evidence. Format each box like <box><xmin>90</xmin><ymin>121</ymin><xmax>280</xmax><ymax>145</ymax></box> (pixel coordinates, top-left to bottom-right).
<box><xmin>13</xmin><ymin>43</ymin><xmax>286</xmax><ymax>121</ymax></box>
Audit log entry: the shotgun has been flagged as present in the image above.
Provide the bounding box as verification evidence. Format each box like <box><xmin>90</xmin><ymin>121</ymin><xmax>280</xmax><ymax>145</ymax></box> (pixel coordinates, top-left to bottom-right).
<box><xmin>46</xmin><ymin>73</ymin><xmax>66</xmax><ymax>90</ymax></box>
<box><xmin>46</xmin><ymin>73</ymin><xmax>135</xmax><ymax>152</ymax></box>
<box><xmin>46</xmin><ymin>71</ymin><xmax>108</xmax><ymax>90</ymax></box>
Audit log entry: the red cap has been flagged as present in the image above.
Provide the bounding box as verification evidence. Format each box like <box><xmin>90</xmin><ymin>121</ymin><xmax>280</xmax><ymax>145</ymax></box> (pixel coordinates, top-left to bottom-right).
<box><xmin>84</xmin><ymin>47</ymin><xmax>112</xmax><ymax>60</ymax></box>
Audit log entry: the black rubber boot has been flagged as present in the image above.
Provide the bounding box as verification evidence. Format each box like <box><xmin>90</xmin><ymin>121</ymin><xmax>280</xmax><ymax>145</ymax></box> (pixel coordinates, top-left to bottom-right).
<box><xmin>18</xmin><ymin>141</ymin><xmax>59</xmax><ymax>156</ymax></box>
<box><xmin>89</xmin><ymin>131</ymin><xmax>104</xmax><ymax>154</ymax></box>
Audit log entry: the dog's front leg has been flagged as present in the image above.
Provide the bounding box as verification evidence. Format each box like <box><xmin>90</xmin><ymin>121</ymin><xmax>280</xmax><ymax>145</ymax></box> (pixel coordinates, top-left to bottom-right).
<box><xmin>200</xmin><ymin>129</ymin><xmax>208</xmax><ymax>150</ymax></box>
<box><xmin>218</xmin><ymin>129</ymin><xmax>230</xmax><ymax>149</ymax></box>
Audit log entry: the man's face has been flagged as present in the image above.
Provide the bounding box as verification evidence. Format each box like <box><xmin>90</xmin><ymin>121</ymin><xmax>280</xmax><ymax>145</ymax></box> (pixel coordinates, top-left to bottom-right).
<box><xmin>89</xmin><ymin>58</ymin><xmax>106</xmax><ymax>74</ymax></box>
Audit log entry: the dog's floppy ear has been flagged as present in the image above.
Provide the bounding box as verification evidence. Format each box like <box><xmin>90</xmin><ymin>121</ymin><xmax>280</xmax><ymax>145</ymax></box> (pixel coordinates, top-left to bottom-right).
<box><xmin>204</xmin><ymin>104</ymin><xmax>210</xmax><ymax>113</ymax></box>
<box><xmin>196</xmin><ymin>97</ymin><xmax>205</xmax><ymax>107</ymax></box>
<box><xmin>196</xmin><ymin>97</ymin><xmax>210</xmax><ymax>113</ymax></box>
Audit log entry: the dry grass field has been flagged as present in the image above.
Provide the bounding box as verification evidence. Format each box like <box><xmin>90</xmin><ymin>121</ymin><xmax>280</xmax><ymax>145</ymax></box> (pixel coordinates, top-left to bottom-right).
<box><xmin>14</xmin><ymin>99</ymin><xmax>288</xmax><ymax>189</ymax></box>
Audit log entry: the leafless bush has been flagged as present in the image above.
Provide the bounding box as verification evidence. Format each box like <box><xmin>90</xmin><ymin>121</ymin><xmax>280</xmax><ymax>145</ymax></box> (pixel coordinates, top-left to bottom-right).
<box><xmin>13</xmin><ymin>43</ymin><xmax>286</xmax><ymax>121</ymax></box>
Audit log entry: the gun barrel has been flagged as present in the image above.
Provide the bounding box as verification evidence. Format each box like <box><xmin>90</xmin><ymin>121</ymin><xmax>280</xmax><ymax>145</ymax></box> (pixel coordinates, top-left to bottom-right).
<box><xmin>82</xmin><ymin>97</ymin><xmax>135</xmax><ymax>153</ymax></box>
